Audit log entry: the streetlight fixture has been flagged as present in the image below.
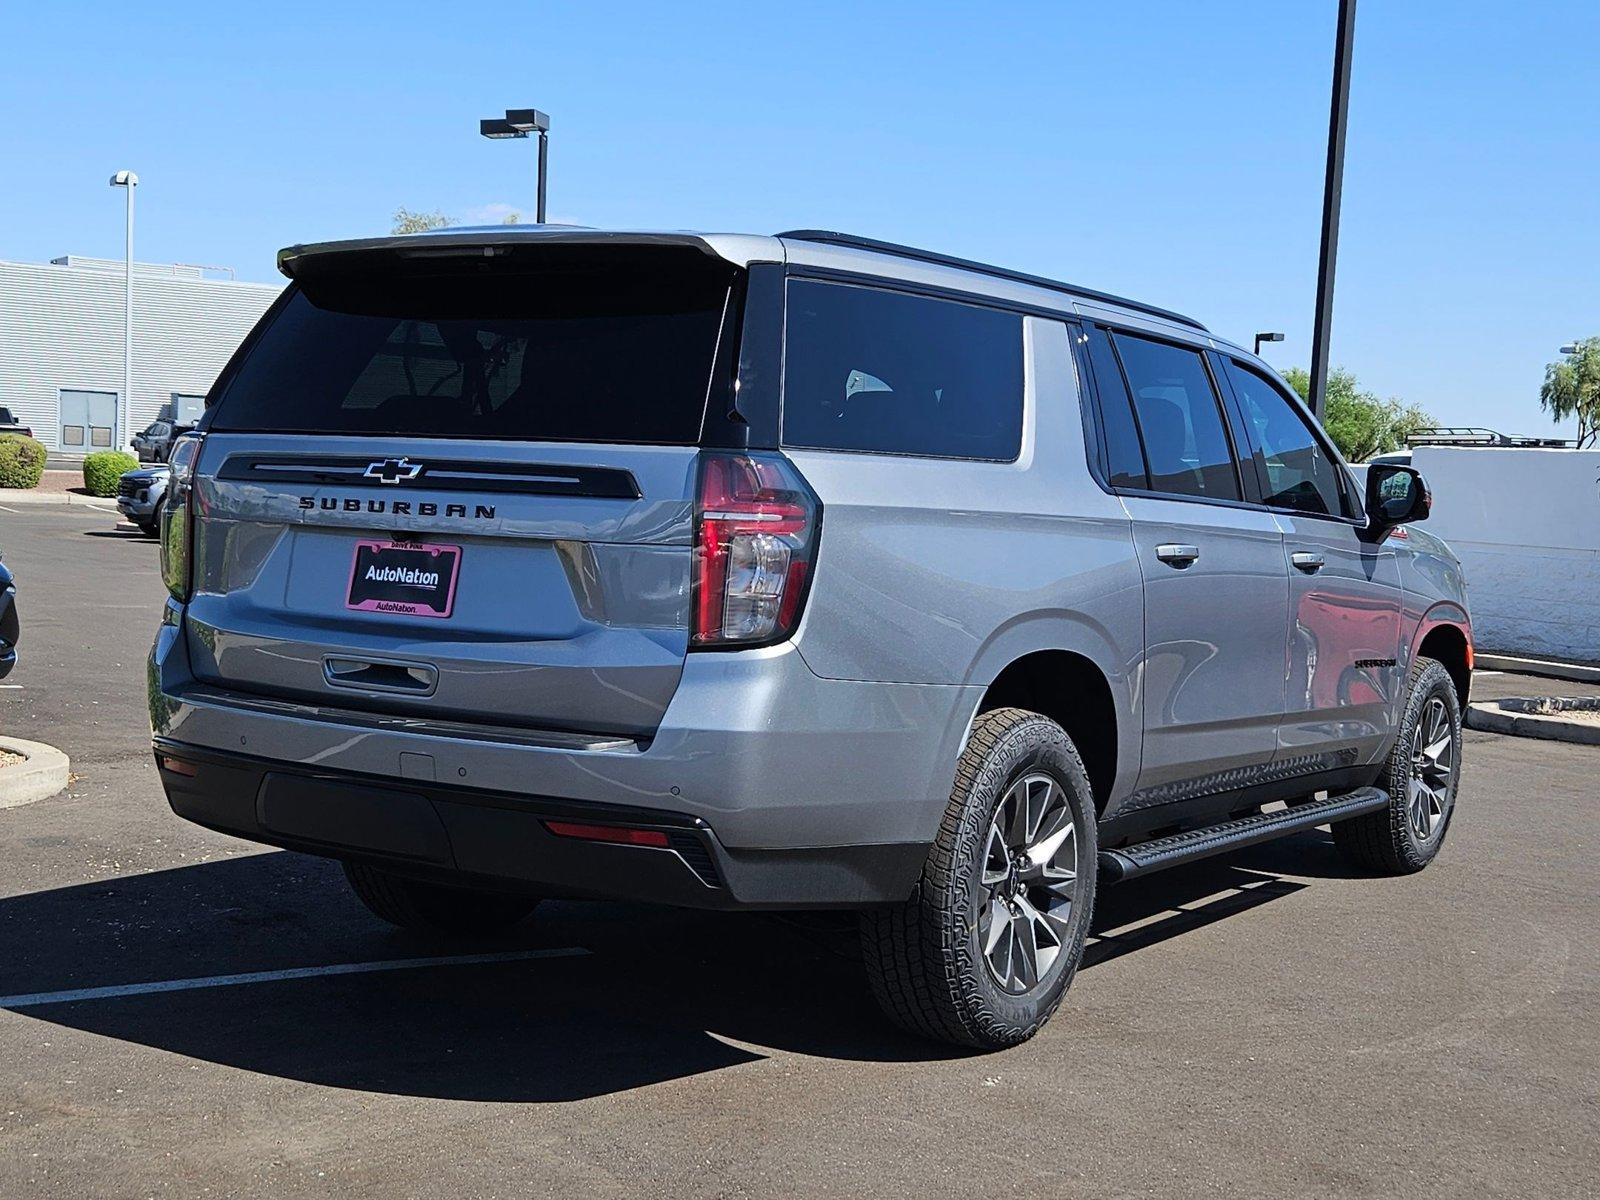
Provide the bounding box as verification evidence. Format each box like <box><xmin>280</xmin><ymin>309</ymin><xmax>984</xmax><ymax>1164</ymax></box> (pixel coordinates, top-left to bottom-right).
<box><xmin>1254</xmin><ymin>331</ymin><xmax>1285</xmax><ymax>356</ymax></box>
<box><xmin>480</xmin><ymin>107</ymin><xmax>550</xmax><ymax>223</ymax></box>
<box><xmin>1559</xmin><ymin>342</ymin><xmax>1581</xmax><ymax>355</ymax></box>
<box><xmin>109</xmin><ymin>170</ymin><xmax>138</xmax><ymax>453</ymax></box>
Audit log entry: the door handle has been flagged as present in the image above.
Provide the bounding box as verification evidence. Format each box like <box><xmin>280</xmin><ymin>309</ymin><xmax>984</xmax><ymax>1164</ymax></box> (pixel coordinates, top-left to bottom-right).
<box><xmin>1154</xmin><ymin>543</ymin><xmax>1201</xmax><ymax>568</ymax></box>
<box><xmin>1291</xmin><ymin>551</ymin><xmax>1326</xmax><ymax>573</ymax></box>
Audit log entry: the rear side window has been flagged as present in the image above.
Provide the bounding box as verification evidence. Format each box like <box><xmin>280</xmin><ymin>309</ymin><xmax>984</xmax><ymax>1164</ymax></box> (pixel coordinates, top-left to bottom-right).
<box><xmin>781</xmin><ymin>279</ymin><xmax>1023</xmax><ymax>461</ymax></box>
<box><xmin>1112</xmin><ymin>332</ymin><xmax>1241</xmax><ymax>502</ymax></box>
<box><xmin>1083</xmin><ymin>326</ymin><xmax>1148</xmax><ymax>489</ymax></box>
<box><xmin>208</xmin><ymin>258</ymin><xmax>734</xmax><ymax>443</ymax></box>
<box><xmin>1224</xmin><ymin>359</ymin><xmax>1355</xmax><ymax>518</ymax></box>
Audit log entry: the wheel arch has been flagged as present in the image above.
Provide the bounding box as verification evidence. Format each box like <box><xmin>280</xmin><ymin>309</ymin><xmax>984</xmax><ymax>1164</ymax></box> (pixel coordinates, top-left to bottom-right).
<box><xmin>971</xmin><ymin>634</ymin><xmax>1133</xmax><ymax>816</ymax></box>
<box><xmin>1413</xmin><ymin>605</ymin><xmax>1472</xmax><ymax>706</ymax></box>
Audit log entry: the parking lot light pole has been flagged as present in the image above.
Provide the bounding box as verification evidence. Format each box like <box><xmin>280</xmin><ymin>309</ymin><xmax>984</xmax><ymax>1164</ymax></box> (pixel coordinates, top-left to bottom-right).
<box><xmin>1254</xmin><ymin>331</ymin><xmax>1285</xmax><ymax>357</ymax></box>
<box><xmin>109</xmin><ymin>170</ymin><xmax>138</xmax><ymax>453</ymax></box>
<box><xmin>1309</xmin><ymin>0</ymin><xmax>1358</xmax><ymax>423</ymax></box>
<box><xmin>481</xmin><ymin>108</ymin><xmax>551</xmax><ymax>223</ymax></box>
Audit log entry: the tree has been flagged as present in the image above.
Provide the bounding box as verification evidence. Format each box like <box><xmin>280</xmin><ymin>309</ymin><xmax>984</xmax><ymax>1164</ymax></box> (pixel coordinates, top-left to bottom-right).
<box><xmin>391</xmin><ymin>207</ymin><xmax>451</xmax><ymax>234</ymax></box>
<box><xmin>1540</xmin><ymin>337</ymin><xmax>1600</xmax><ymax>448</ymax></box>
<box><xmin>1281</xmin><ymin>366</ymin><xmax>1433</xmax><ymax>463</ymax></box>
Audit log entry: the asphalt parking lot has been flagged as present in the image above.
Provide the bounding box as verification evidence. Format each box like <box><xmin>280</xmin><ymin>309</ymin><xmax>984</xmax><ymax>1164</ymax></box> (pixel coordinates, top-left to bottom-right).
<box><xmin>1</xmin><ymin>503</ymin><xmax>1596</xmax><ymax>1199</ymax></box>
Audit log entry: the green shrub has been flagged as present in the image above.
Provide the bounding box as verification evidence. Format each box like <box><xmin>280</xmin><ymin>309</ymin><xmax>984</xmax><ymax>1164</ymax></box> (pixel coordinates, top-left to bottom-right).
<box><xmin>82</xmin><ymin>450</ymin><xmax>140</xmax><ymax>497</ymax></box>
<box><xmin>0</xmin><ymin>434</ymin><xmax>47</xmax><ymax>489</ymax></box>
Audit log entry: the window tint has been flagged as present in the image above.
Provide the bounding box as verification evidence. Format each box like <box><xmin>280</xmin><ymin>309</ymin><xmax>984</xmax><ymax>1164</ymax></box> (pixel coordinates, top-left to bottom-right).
<box><xmin>781</xmin><ymin>280</ymin><xmax>1023</xmax><ymax>460</ymax></box>
<box><xmin>1112</xmin><ymin>333</ymin><xmax>1240</xmax><ymax>501</ymax></box>
<box><xmin>1224</xmin><ymin>360</ymin><xmax>1352</xmax><ymax>518</ymax></box>
<box><xmin>209</xmin><ymin>259</ymin><xmax>733</xmax><ymax>443</ymax></box>
<box><xmin>1083</xmin><ymin>326</ymin><xmax>1148</xmax><ymax>489</ymax></box>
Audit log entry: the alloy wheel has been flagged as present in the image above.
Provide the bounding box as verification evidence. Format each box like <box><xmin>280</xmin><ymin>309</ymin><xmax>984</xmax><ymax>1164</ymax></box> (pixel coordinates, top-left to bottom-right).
<box><xmin>976</xmin><ymin>772</ymin><xmax>1079</xmax><ymax>994</ymax></box>
<box><xmin>1408</xmin><ymin>696</ymin><xmax>1455</xmax><ymax>842</ymax></box>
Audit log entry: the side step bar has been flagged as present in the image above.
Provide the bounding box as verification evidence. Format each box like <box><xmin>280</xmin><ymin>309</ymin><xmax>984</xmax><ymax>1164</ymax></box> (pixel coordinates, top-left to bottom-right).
<box><xmin>1098</xmin><ymin>787</ymin><xmax>1389</xmax><ymax>883</ymax></box>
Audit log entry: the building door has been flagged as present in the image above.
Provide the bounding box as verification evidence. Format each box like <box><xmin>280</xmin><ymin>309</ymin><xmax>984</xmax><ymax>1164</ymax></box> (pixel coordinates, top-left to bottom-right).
<box><xmin>59</xmin><ymin>389</ymin><xmax>118</xmax><ymax>450</ymax></box>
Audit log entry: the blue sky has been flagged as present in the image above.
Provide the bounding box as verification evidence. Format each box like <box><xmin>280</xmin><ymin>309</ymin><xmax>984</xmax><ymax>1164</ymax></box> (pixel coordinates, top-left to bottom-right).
<box><xmin>2</xmin><ymin>0</ymin><xmax>1595</xmax><ymax>436</ymax></box>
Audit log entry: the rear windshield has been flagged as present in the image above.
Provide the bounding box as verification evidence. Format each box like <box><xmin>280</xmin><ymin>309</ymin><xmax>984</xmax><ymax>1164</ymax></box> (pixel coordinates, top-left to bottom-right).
<box><xmin>209</xmin><ymin>254</ymin><xmax>734</xmax><ymax>443</ymax></box>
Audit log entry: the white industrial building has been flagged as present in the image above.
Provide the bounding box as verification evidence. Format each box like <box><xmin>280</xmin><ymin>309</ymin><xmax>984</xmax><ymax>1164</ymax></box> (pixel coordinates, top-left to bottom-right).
<box><xmin>0</xmin><ymin>256</ymin><xmax>281</xmax><ymax>454</ymax></box>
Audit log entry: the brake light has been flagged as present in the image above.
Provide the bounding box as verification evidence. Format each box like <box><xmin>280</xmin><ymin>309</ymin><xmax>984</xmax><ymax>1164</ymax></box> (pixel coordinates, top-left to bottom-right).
<box><xmin>161</xmin><ymin>433</ymin><xmax>204</xmax><ymax>602</ymax></box>
<box><xmin>691</xmin><ymin>452</ymin><xmax>820</xmax><ymax>648</ymax></box>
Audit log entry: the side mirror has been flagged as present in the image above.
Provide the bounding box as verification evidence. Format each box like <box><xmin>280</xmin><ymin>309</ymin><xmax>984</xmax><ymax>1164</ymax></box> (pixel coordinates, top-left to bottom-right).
<box><xmin>1364</xmin><ymin>463</ymin><xmax>1430</xmax><ymax>538</ymax></box>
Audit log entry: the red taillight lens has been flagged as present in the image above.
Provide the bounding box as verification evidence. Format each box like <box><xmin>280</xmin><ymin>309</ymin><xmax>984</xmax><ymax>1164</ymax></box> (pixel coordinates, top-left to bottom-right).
<box><xmin>544</xmin><ymin>820</ymin><xmax>672</xmax><ymax>848</ymax></box>
<box><xmin>692</xmin><ymin>452</ymin><xmax>820</xmax><ymax>648</ymax></box>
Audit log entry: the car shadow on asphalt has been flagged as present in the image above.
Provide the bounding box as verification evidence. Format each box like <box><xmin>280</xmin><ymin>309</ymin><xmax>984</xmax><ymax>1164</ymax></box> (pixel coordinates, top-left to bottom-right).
<box><xmin>1</xmin><ymin>841</ymin><xmax>1326</xmax><ymax>1100</ymax></box>
<box><xmin>80</xmin><ymin>527</ymin><xmax>157</xmax><ymax>541</ymax></box>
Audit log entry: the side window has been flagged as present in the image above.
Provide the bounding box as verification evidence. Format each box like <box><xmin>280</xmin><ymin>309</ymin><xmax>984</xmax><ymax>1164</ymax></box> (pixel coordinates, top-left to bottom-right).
<box><xmin>1224</xmin><ymin>360</ymin><xmax>1352</xmax><ymax>518</ymax></box>
<box><xmin>781</xmin><ymin>279</ymin><xmax>1023</xmax><ymax>461</ymax></box>
<box><xmin>1112</xmin><ymin>332</ymin><xmax>1241</xmax><ymax>501</ymax></box>
<box><xmin>1083</xmin><ymin>326</ymin><xmax>1148</xmax><ymax>489</ymax></box>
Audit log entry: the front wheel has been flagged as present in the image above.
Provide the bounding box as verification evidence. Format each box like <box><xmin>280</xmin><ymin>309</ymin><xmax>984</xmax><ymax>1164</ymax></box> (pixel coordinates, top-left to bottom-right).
<box><xmin>1333</xmin><ymin>657</ymin><xmax>1462</xmax><ymax>873</ymax></box>
<box><xmin>860</xmin><ymin>707</ymin><xmax>1098</xmax><ymax>1050</ymax></box>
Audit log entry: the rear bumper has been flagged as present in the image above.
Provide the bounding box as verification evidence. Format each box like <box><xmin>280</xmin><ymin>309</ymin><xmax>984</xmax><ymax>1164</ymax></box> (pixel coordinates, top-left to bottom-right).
<box><xmin>154</xmin><ymin>740</ymin><xmax>927</xmax><ymax>909</ymax></box>
<box><xmin>149</xmin><ymin>604</ymin><xmax>979</xmax><ymax>907</ymax></box>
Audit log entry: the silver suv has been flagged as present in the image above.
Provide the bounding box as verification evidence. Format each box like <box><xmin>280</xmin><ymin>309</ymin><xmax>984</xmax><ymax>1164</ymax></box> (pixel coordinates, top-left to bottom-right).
<box><xmin>148</xmin><ymin>228</ymin><xmax>1471</xmax><ymax>1049</ymax></box>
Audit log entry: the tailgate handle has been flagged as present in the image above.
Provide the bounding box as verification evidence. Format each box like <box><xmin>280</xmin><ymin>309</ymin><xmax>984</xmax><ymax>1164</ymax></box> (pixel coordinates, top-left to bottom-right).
<box><xmin>323</xmin><ymin>656</ymin><xmax>438</xmax><ymax>696</ymax></box>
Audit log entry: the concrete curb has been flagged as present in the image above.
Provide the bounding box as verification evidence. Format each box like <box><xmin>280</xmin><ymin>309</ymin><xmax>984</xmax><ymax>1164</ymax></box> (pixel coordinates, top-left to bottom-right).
<box><xmin>0</xmin><ymin>737</ymin><xmax>71</xmax><ymax>809</ymax></box>
<box><xmin>1476</xmin><ymin>653</ymin><xmax>1600</xmax><ymax>686</ymax></box>
<box><xmin>1466</xmin><ymin>701</ymin><xmax>1600</xmax><ymax>747</ymax></box>
<box><xmin>0</xmin><ymin>489</ymin><xmax>116</xmax><ymax>508</ymax></box>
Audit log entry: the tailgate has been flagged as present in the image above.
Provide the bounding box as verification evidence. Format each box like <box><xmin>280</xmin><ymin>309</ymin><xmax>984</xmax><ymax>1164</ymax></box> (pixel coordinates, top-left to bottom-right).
<box><xmin>181</xmin><ymin>242</ymin><xmax>739</xmax><ymax>737</ymax></box>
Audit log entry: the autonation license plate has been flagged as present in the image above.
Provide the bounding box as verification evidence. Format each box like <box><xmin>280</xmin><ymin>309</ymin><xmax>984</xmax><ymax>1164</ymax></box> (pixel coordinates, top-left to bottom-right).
<box><xmin>346</xmin><ymin>540</ymin><xmax>461</xmax><ymax>619</ymax></box>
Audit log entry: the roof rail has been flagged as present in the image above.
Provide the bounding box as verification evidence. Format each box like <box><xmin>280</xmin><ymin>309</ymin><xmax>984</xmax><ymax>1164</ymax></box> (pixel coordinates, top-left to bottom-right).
<box><xmin>776</xmin><ymin>229</ymin><xmax>1208</xmax><ymax>333</ymax></box>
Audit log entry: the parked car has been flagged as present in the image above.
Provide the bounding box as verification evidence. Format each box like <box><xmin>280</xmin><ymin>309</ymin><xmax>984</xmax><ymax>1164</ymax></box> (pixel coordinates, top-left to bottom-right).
<box><xmin>116</xmin><ymin>464</ymin><xmax>170</xmax><ymax>536</ymax></box>
<box><xmin>132</xmin><ymin>420</ymin><xmax>193</xmax><ymax>463</ymax></box>
<box><xmin>147</xmin><ymin>227</ymin><xmax>1471</xmax><ymax>1049</ymax></box>
<box><xmin>0</xmin><ymin>554</ymin><xmax>17</xmax><ymax>680</ymax></box>
<box><xmin>0</xmin><ymin>406</ymin><xmax>33</xmax><ymax>439</ymax></box>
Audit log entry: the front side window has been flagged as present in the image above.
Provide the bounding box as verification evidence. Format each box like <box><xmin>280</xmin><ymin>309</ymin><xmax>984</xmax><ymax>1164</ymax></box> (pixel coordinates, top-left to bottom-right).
<box><xmin>781</xmin><ymin>279</ymin><xmax>1023</xmax><ymax>461</ymax></box>
<box><xmin>1112</xmin><ymin>333</ymin><xmax>1240</xmax><ymax>501</ymax></box>
<box><xmin>1224</xmin><ymin>360</ymin><xmax>1352</xmax><ymax>518</ymax></box>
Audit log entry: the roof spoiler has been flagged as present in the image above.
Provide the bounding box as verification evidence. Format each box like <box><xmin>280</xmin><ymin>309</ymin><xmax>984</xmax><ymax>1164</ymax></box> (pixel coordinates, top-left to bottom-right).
<box><xmin>276</xmin><ymin>229</ymin><xmax>746</xmax><ymax>281</ymax></box>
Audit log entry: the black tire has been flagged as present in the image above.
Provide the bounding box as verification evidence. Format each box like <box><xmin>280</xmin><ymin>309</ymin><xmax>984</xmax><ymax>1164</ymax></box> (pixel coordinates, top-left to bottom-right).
<box><xmin>1333</xmin><ymin>657</ymin><xmax>1461</xmax><ymax>874</ymax></box>
<box><xmin>342</xmin><ymin>861</ymin><xmax>540</xmax><ymax>934</ymax></box>
<box><xmin>860</xmin><ymin>707</ymin><xmax>1098</xmax><ymax>1050</ymax></box>
<box><xmin>137</xmin><ymin>499</ymin><xmax>163</xmax><ymax>538</ymax></box>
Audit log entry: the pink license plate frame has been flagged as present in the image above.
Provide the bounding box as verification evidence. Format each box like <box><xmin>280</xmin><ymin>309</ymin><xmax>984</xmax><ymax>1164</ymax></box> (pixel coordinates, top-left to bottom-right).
<box><xmin>345</xmin><ymin>539</ymin><xmax>462</xmax><ymax>620</ymax></box>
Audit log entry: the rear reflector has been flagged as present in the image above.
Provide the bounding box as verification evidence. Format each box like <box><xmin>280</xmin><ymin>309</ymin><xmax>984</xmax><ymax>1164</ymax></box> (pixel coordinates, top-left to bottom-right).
<box><xmin>159</xmin><ymin>755</ymin><xmax>199</xmax><ymax>777</ymax></box>
<box><xmin>543</xmin><ymin>820</ymin><xmax>671</xmax><ymax>848</ymax></box>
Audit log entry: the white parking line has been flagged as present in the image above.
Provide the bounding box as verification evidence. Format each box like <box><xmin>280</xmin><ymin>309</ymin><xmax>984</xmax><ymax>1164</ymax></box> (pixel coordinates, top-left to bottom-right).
<box><xmin>0</xmin><ymin>947</ymin><xmax>590</xmax><ymax>1009</ymax></box>
<box><xmin>0</xmin><ymin>504</ymin><xmax>19</xmax><ymax>514</ymax></box>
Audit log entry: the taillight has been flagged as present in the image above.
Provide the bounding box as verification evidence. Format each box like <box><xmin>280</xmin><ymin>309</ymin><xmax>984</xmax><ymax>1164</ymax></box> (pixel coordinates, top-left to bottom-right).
<box><xmin>160</xmin><ymin>433</ymin><xmax>204</xmax><ymax>602</ymax></box>
<box><xmin>691</xmin><ymin>452</ymin><xmax>820</xmax><ymax>648</ymax></box>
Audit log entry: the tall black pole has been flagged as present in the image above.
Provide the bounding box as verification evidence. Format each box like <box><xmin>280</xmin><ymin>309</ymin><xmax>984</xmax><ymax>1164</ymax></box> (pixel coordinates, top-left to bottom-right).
<box><xmin>1310</xmin><ymin>0</ymin><xmax>1357</xmax><ymax>422</ymax></box>
<box><xmin>536</xmin><ymin>130</ymin><xmax>548</xmax><ymax>224</ymax></box>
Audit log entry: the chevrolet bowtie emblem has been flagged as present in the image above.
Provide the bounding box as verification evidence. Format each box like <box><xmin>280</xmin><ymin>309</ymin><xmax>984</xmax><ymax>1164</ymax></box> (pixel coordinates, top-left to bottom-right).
<box><xmin>364</xmin><ymin>457</ymin><xmax>425</xmax><ymax>484</ymax></box>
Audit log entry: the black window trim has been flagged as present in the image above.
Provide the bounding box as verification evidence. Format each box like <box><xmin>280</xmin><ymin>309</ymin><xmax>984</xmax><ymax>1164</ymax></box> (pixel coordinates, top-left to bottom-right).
<box><xmin>777</xmin><ymin>268</ymin><xmax>1027</xmax><ymax>466</ymax></box>
<box><xmin>1214</xmin><ymin>353</ymin><xmax>1367</xmax><ymax>528</ymax></box>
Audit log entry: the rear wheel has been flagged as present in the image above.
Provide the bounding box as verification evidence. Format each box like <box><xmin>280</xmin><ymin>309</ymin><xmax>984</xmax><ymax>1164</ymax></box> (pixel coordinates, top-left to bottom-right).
<box><xmin>860</xmin><ymin>707</ymin><xmax>1097</xmax><ymax>1049</ymax></box>
<box><xmin>1333</xmin><ymin>657</ymin><xmax>1461</xmax><ymax>874</ymax></box>
<box><xmin>342</xmin><ymin>861</ymin><xmax>540</xmax><ymax>934</ymax></box>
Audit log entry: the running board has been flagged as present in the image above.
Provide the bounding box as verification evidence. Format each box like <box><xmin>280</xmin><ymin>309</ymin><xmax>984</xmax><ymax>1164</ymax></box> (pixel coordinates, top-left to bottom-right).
<box><xmin>1097</xmin><ymin>787</ymin><xmax>1389</xmax><ymax>883</ymax></box>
